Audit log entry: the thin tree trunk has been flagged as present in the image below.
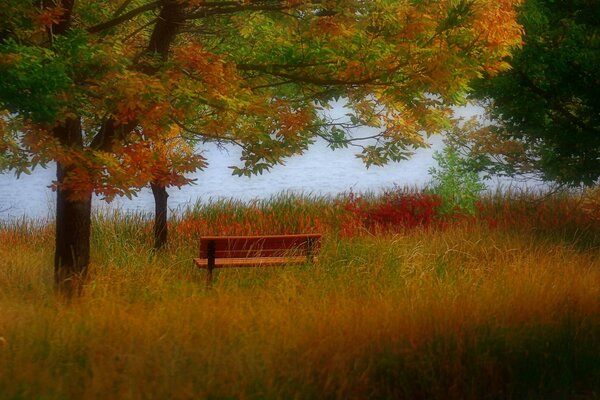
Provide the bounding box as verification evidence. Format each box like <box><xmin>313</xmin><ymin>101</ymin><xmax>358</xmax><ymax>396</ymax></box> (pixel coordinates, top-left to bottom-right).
<box><xmin>145</xmin><ymin>2</ymin><xmax>181</xmax><ymax>250</ymax></box>
<box><xmin>151</xmin><ymin>182</ymin><xmax>169</xmax><ymax>249</ymax></box>
<box><xmin>53</xmin><ymin>118</ymin><xmax>92</xmax><ymax>298</ymax></box>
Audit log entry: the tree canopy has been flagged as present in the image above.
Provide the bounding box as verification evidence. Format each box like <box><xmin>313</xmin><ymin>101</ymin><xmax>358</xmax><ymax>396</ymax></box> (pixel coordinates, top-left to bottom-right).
<box><xmin>1</xmin><ymin>0</ymin><xmax>523</xmax><ymax>196</ymax></box>
<box><xmin>467</xmin><ymin>0</ymin><xmax>600</xmax><ymax>186</ymax></box>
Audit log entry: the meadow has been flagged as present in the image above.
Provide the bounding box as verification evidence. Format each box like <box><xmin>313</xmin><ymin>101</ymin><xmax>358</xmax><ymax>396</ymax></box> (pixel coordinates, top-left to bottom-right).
<box><xmin>0</xmin><ymin>190</ymin><xmax>599</xmax><ymax>399</ymax></box>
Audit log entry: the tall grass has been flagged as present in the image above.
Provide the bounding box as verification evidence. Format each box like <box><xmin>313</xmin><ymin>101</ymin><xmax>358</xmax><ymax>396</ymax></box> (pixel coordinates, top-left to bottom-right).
<box><xmin>0</xmin><ymin>190</ymin><xmax>599</xmax><ymax>399</ymax></box>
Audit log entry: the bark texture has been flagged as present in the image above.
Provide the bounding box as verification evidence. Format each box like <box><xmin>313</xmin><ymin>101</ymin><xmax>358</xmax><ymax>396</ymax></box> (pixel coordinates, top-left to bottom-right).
<box><xmin>53</xmin><ymin>118</ymin><xmax>92</xmax><ymax>298</ymax></box>
<box><xmin>151</xmin><ymin>182</ymin><xmax>169</xmax><ymax>249</ymax></box>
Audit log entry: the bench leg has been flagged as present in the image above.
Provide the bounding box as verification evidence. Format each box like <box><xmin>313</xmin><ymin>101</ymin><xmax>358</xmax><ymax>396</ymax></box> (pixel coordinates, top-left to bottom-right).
<box><xmin>206</xmin><ymin>240</ymin><xmax>216</xmax><ymax>287</ymax></box>
<box><xmin>307</xmin><ymin>237</ymin><xmax>315</xmax><ymax>263</ymax></box>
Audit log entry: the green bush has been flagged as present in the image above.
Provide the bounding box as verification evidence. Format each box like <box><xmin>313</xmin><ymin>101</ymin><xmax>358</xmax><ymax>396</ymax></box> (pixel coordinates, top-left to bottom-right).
<box><xmin>428</xmin><ymin>147</ymin><xmax>486</xmax><ymax>216</ymax></box>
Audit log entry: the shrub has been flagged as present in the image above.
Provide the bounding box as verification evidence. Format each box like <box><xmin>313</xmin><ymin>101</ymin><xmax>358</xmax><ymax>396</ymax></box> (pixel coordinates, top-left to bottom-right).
<box><xmin>428</xmin><ymin>147</ymin><xmax>486</xmax><ymax>217</ymax></box>
<box><xmin>343</xmin><ymin>190</ymin><xmax>442</xmax><ymax>233</ymax></box>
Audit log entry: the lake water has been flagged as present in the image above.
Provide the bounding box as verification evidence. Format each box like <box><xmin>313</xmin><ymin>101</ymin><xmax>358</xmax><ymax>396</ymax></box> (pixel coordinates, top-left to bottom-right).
<box><xmin>0</xmin><ymin>106</ymin><xmax>542</xmax><ymax>221</ymax></box>
<box><xmin>0</xmin><ymin>136</ymin><xmax>446</xmax><ymax>221</ymax></box>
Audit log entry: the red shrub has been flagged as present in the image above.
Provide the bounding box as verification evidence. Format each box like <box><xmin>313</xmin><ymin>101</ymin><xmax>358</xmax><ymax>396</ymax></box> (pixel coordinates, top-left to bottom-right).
<box><xmin>342</xmin><ymin>190</ymin><xmax>443</xmax><ymax>234</ymax></box>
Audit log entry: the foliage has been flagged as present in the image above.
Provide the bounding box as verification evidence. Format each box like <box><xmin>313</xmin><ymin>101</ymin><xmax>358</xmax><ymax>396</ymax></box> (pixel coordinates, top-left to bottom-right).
<box><xmin>428</xmin><ymin>146</ymin><xmax>486</xmax><ymax>216</ymax></box>
<box><xmin>0</xmin><ymin>0</ymin><xmax>524</xmax><ymax>200</ymax></box>
<box><xmin>469</xmin><ymin>0</ymin><xmax>600</xmax><ymax>186</ymax></box>
<box><xmin>342</xmin><ymin>190</ymin><xmax>443</xmax><ymax>233</ymax></box>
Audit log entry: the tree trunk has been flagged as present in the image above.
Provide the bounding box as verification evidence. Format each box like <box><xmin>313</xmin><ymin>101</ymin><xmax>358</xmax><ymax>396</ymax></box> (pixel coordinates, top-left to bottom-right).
<box><xmin>151</xmin><ymin>182</ymin><xmax>169</xmax><ymax>249</ymax></box>
<box><xmin>54</xmin><ymin>164</ymin><xmax>92</xmax><ymax>298</ymax></box>
<box><xmin>145</xmin><ymin>2</ymin><xmax>181</xmax><ymax>250</ymax></box>
<box><xmin>53</xmin><ymin>118</ymin><xmax>92</xmax><ymax>298</ymax></box>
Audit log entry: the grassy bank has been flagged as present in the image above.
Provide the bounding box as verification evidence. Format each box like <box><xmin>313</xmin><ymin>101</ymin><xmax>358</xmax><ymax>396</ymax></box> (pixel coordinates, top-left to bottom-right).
<box><xmin>1</xmin><ymin>191</ymin><xmax>599</xmax><ymax>399</ymax></box>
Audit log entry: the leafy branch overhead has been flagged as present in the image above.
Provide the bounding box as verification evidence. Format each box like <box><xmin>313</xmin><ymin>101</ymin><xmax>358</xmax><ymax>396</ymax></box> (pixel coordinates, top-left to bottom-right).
<box><xmin>0</xmin><ymin>0</ymin><xmax>523</xmax><ymax>199</ymax></box>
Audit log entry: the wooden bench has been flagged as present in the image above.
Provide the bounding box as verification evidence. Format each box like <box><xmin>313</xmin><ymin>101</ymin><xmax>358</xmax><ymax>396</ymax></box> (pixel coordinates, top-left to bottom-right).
<box><xmin>193</xmin><ymin>234</ymin><xmax>321</xmax><ymax>284</ymax></box>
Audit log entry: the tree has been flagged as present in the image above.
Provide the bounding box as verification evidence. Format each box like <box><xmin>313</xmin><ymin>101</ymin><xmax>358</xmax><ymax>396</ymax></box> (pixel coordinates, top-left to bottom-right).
<box><xmin>0</xmin><ymin>0</ymin><xmax>522</xmax><ymax>297</ymax></box>
<box><xmin>146</xmin><ymin>127</ymin><xmax>205</xmax><ymax>249</ymax></box>
<box><xmin>466</xmin><ymin>0</ymin><xmax>600</xmax><ymax>186</ymax></box>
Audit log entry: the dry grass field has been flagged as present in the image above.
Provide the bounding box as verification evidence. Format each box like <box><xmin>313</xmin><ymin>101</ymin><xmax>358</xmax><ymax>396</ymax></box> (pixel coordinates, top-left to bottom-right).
<box><xmin>1</xmin><ymin>191</ymin><xmax>599</xmax><ymax>399</ymax></box>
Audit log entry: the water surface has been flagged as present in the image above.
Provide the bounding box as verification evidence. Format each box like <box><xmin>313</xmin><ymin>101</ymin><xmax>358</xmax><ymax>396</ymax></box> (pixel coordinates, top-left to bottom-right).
<box><xmin>0</xmin><ymin>136</ymin><xmax>444</xmax><ymax>221</ymax></box>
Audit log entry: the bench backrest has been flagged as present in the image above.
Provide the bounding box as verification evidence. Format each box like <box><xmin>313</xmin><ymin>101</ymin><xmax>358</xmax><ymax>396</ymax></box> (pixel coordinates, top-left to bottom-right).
<box><xmin>199</xmin><ymin>234</ymin><xmax>321</xmax><ymax>259</ymax></box>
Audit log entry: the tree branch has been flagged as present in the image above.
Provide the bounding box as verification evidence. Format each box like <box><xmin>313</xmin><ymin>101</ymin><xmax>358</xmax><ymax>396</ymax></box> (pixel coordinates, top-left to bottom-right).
<box><xmin>91</xmin><ymin>1</ymin><xmax>184</xmax><ymax>149</ymax></box>
<box><xmin>237</xmin><ymin>64</ymin><xmax>381</xmax><ymax>86</ymax></box>
<box><xmin>170</xmin><ymin>117</ymin><xmax>246</xmax><ymax>150</ymax></box>
<box><xmin>87</xmin><ymin>1</ymin><xmax>164</xmax><ymax>34</ymax></box>
<box><xmin>113</xmin><ymin>0</ymin><xmax>136</xmax><ymax>18</ymax></box>
<box><xmin>183</xmin><ymin>3</ymin><xmax>291</xmax><ymax>19</ymax></box>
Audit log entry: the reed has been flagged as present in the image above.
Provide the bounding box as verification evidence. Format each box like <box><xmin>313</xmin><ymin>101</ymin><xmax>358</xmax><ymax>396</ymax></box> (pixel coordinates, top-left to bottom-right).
<box><xmin>0</xmin><ymin>190</ymin><xmax>599</xmax><ymax>399</ymax></box>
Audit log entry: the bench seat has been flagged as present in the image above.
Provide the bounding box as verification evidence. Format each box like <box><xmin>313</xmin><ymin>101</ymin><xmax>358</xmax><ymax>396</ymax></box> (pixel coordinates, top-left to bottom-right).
<box><xmin>193</xmin><ymin>255</ymin><xmax>311</xmax><ymax>268</ymax></box>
